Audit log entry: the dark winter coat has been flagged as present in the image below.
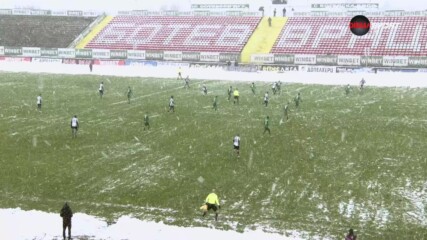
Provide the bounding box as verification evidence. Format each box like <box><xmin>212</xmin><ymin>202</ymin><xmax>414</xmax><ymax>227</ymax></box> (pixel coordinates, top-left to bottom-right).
<box><xmin>60</xmin><ymin>203</ymin><xmax>73</xmax><ymax>220</ymax></box>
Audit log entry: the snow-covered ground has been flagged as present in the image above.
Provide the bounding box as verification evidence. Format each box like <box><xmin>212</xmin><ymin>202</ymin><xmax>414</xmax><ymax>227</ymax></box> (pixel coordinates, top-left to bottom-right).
<box><xmin>1</xmin><ymin>61</ymin><xmax>425</xmax><ymax>240</ymax></box>
<box><xmin>1</xmin><ymin>61</ymin><xmax>427</xmax><ymax>88</ymax></box>
<box><xmin>1</xmin><ymin>208</ymin><xmax>324</xmax><ymax>240</ymax></box>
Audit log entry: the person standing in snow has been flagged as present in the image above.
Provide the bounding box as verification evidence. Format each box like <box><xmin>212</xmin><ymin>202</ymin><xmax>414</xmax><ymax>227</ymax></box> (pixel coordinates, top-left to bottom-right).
<box><xmin>60</xmin><ymin>202</ymin><xmax>73</xmax><ymax>240</ymax></box>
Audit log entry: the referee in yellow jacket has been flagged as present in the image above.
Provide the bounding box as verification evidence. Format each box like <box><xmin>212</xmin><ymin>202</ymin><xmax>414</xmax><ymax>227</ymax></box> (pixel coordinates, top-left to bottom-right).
<box><xmin>233</xmin><ymin>88</ymin><xmax>239</xmax><ymax>105</ymax></box>
<box><xmin>203</xmin><ymin>190</ymin><xmax>221</xmax><ymax>221</ymax></box>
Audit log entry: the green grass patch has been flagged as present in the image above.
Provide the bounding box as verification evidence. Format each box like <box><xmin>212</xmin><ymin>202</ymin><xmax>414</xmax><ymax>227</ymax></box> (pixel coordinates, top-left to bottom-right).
<box><xmin>0</xmin><ymin>72</ymin><xmax>426</xmax><ymax>239</ymax></box>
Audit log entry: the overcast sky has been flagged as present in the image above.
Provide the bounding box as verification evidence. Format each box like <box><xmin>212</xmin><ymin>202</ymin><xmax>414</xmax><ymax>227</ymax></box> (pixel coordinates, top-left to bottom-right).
<box><xmin>1</xmin><ymin>0</ymin><xmax>426</xmax><ymax>12</ymax></box>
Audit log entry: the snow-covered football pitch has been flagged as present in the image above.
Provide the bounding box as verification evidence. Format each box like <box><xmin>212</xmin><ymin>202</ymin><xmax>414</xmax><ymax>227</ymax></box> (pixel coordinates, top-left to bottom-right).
<box><xmin>0</xmin><ymin>62</ymin><xmax>426</xmax><ymax>240</ymax></box>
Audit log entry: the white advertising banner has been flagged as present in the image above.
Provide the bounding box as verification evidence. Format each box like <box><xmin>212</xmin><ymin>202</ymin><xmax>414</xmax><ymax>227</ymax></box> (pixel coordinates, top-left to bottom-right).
<box><xmin>200</xmin><ymin>52</ymin><xmax>220</xmax><ymax>62</ymax></box>
<box><xmin>250</xmin><ymin>54</ymin><xmax>274</xmax><ymax>64</ymax></box>
<box><xmin>163</xmin><ymin>51</ymin><xmax>183</xmax><ymax>61</ymax></box>
<box><xmin>294</xmin><ymin>54</ymin><xmax>316</xmax><ymax>65</ymax></box>
<box><xmin>127</xmin><ymin>50</ymin><xmax>146</xmax><ymax>59</ymax></box>
<box><xmin>58</xmin><ymin>48</ymin><xmax>76</xmax><ymax>58</ymax></box>
<box><xmin>51</xmin><ymin>11</ymin><xmax>67</xmax><ymax>16</ymax></box>
<box><xmin>382</xmin><ymin>56</ymin><xmax>409</xmax><ymax>67</ymax></box>
<box><xmin>92</xmin><ymin>49</ymin><xmax>110</xmax><ymax>59</ymax></box>
<box><xmin>22</xmin><ymin>47</ymin><xmax>41</xmax><ymax>57</ymax></box>
<box><xmin>337</xmin><ymin>55</ymin><xmax>361</xmax><ymax>66</ymax></box>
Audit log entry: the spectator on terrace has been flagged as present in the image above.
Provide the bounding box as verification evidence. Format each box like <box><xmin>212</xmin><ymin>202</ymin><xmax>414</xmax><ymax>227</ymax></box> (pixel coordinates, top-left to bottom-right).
<box><xmin>227</xmin><ymin>60</ymin><xmax>231</xmax><ymax>70</ymax></box>
<box><xmin>345</xmin><ymin>229</ymin><xmax>357</xmax><ymax>240</ymax></box>
<box><xmin>268</xmin><ymin>17</ymin><xmax>272</xmax><ymax>27</ymax></box>
<box><xmin>283</xmin><ymin>7</ymin><xmax>286</xmax><ymax>17</ymax></box>
<box><xmin>259</xmin><ymin>6</ymin><xmax>264</xmax><ymax>17</ymax></box>
<box><xmin>274</xmin><ymin>8</ymin><xmax>277</xmax><ymax>17</ymax></box>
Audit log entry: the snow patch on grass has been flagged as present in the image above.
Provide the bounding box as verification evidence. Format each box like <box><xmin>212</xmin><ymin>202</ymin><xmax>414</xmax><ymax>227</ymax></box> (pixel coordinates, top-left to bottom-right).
<box><xmin>394</xmin><ymin>181</ymin><xmax>427</xmax><ymax>226</ymax></box>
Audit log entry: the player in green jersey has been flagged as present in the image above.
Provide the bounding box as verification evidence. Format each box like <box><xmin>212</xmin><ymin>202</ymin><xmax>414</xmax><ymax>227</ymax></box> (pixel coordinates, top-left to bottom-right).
<box><xmin>284</xmin><ymin>102</ymin><xmax>289</xmax><ymax>120</ymax></box>
<box><xmin>227</xmin><ymin>86</ymin><xmax>233</xmax><ymax>101</ymax></box>
<box><xmin>127</xmin><ymin>86</ymin><xmax>133</xmax><ymax>104</ymax></box>
<box><xmin>251</xmin><ymin>82</ymin><xmax>256</xmax><ymax>95</ymax></box>
<box><xmin>144</xmin><ymin>113</ymin><xmax>150</xmax><ymax>130</ymax></box>
<box><xmin>213</xmin><ymin>96</ymin><xmax>218</xmax><ymax>111</ymax></box>
<box><xmin>345</xmin><ymin>84</ymin><xmax>351</xmax><ymax>96</ymax></box>
<box><xmin>294</xmin><ymin>92</ymin><xmax>302</xmax><ymax>108</ymax></box>
<box><xmin>264</xmin><ymin>116</ymin><xmax>271</xmax><ymax>134</ymax></box>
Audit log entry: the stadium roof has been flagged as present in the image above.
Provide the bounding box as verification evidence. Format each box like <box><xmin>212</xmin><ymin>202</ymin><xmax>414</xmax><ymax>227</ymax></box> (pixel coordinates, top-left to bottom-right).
<box><xmin>1</xmin><ymin>0</ymin><xmax>426</xmax><ymax>12</ymax></box>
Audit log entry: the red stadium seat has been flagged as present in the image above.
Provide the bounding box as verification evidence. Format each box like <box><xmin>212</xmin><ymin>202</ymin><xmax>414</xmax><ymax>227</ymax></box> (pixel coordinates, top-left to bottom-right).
<box><xmin>271</xmin><ymin>16</ymin><xmax>427</xmax><ymax>56</ymax></box>
<box><xmin>86</xmin><ymin>16</ymin><xmax>261</xmax><ymax>52</ymax></box>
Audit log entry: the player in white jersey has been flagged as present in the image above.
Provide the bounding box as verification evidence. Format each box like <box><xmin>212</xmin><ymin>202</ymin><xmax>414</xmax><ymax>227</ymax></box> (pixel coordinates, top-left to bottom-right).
<box><xmin>168</xmin><ymin>96</ymin><xmax>175</xmax><ymax>112</ymax></box>
<box><xmin>272</xmin><ymin>82</ymin><xmax>277</xmax><ymax>95</ymax></box>
<box><xmin>70</xmin><ymin>115</ymin><xmax>79</xmax><ymax>138</ymax></box>
<box><xmin>37</xmin><ymin>94</ymin><xmax>42</xmax><ymax>111</ymax></box>
<box><xmin>264</xmin><ymin>92</ymin><xmax>269</xmax><ymax>107</ymax></box>
<box><xmin>99</xmin><ymin>82</ymin><xmax>104</xmax><ymax>98</ymax></box>
<box><xmin>233</xmin><ymin>134</ymin><xmax>240</xmax><ymax>157</ymax></box>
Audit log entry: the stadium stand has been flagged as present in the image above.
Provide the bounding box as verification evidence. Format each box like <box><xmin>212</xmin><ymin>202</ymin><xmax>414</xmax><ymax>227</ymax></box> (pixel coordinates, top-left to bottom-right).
<box><xmin>0</xmin><ymin>15</ymin><xmax>96</xmax><ymax>48</ymax></box>
<box><xmin>85</xmin><ymin>16</ymin><xmax>261</xmax><ymax>52</ymax></box>
<box><xmin>272</xmin><ymin>16</ymin><xmax>427</xmax><ymax>56</ymax></box>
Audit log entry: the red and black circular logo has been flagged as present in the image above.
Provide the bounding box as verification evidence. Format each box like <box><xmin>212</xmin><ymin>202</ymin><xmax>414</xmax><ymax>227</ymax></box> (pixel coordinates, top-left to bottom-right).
<box><xmin>349</xmin><ymin>15</ymin><xmax>370</xmax><ymax>36</ymax></box>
